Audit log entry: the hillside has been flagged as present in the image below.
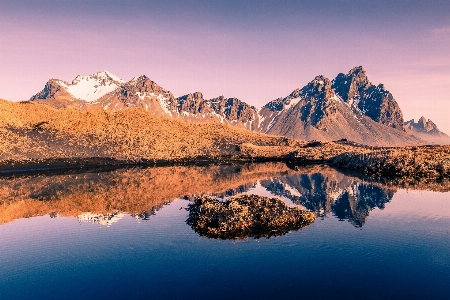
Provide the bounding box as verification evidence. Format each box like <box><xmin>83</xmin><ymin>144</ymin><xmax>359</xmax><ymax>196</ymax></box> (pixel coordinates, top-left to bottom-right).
<box><xmin>0</xmin><ymin>99</ymin><xmax>299</xmax><ymax>165</ymax></box>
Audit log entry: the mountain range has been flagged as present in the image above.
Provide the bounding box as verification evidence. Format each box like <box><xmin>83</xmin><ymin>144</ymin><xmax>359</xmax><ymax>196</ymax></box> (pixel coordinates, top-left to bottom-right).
<box><xmin>29</xmin><ymin>67</ymin><xmax>449</xmax><ymax>146</ymax></box>
<box><xmin>404</xmin><ymin>116</ymin><xmax>450</xmax><ymax>145</ymax></box>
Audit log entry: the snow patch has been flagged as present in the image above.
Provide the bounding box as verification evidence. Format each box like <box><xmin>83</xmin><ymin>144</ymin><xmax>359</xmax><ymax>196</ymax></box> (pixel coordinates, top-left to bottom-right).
<box><xmin>284</xmin><ymin>97</ymin><xmax>300</xmax><ymax>110</ymax></box>
<box><xmin>65</xmin><ymin>71</ymin><xmax>124</xmax><ymax>102</ymax></box>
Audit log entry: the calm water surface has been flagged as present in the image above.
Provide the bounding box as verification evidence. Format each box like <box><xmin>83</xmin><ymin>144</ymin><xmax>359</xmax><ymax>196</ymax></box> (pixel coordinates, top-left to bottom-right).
<box><xmin>0</xmin><ymin>163</ymin><xmax>449</xmax><ymax>299</ymax></box>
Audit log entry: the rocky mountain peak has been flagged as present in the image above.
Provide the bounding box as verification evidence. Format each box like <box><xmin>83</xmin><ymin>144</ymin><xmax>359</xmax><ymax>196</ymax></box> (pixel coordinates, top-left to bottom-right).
<box><xmin>348</xmin><ymin>66</ymin><xmax>367</xmax><ymax>79</ymax></box>
<box><xmin>30</xmin><ymin>71</ymin><xmax>126</xmax><ymax>103</ymax></box>
<box><xmin>125</xmin><ymin>75</ymin><xmax>170</xmax><ymax>96</ymax></box>
<box><xmin>404</xmin><ymin>116</ymin><xmax>450</xmax><ymax>144</ymax></box>
<box><xmin>332</xmin><ymin>66</ymin><xmax>369</xmax><ymax>103</ymax></box>
<box><xmin>302</xmin><ymin>76</ymin><xmax>334</xmax><ymax>99</ymax></box>
<box><xmin>177</xmin><ymin>92</ymin><xmax>206</xmax><ymax>114</ymax></box>
<box><xmin>406</xmin><ymin>116</ymin><xmax>439</xmax><ymax>133</ymax></box>
<box><xmin>418</xmin><ymin>116</ymin><xmax>427</xmax><ymax>126</ymax></box>
<box><xmin>209</xmin><ymin>96</ymin><xmax>259</xmax><ymax>128</ymax></box>
<box><xmin>331</xmin><ymin>66</ymin><xmax>404</xmax><ymax>130</ymax></box>
<box><xmin>30</xmin><ymin>79</ymin><xmax>71</xmax><ymax>101</ymax></box>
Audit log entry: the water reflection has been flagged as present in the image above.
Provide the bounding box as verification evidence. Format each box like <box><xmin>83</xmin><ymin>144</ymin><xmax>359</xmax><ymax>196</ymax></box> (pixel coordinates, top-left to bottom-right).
<box><xmin>0</xmin><ymin>163</ymin><xmax>448</xmax><ymax>229</ymax></box>
<box><xmin>261</xmin><ymin>174</ymin><xmax>395</xmax><ymax>227</ymax></box>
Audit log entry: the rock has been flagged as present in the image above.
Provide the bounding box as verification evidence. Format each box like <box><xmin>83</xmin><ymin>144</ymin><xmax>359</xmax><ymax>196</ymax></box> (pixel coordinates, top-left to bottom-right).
<box><xmin>186</xmin><ymin>194</ymin><xmax>316</xmax><ymax>239</ymax></box>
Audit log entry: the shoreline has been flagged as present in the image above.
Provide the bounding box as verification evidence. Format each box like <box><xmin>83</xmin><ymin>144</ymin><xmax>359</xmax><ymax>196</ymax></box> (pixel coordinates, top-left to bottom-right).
<box><xmin>0</xmin><ymin>149</ymin><xmax>449</xmax><ymax>181</ymax></box>
<box><xmin>0</xmin><ymin>156</ymin><xmax>328</xmax><ymax>176</ymax></box>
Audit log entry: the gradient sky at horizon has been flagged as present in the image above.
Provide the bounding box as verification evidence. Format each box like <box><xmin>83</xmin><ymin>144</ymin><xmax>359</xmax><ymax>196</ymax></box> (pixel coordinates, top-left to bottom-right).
<box><xmin>1</xmin><ymin>0</ymin><xmax>450</xmax><ymax>133</ymax></box>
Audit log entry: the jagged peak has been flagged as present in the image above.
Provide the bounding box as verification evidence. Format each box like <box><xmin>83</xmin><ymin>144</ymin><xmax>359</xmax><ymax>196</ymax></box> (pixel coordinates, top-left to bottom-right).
<box><xmin>419</xmin><ymin>116</ymin><xmax>427</xmax><ymax>122</ymax></box>
<box><xmin>405</xmin><ymin>116</ymin><xmax>443</xmax><ymax>134</ymax></box>
<box><xmin>301</xmin><ymin>75</ymin><xmax>333</xmax><ymax>98</ymax></box>
<box><xmin>177</xmin><ymin>92</ymin><xmax>204</xmax><ymax>102</ymax></box>
<box><xmin>348</xmin><ymin>65</ymin><xmax>366</xmax><ymax>75</ymax></box>
<box><xmin>332</xmin><ymin>66</ymin><xmax>369</xmax><ymax>88</ymax></box>
<box><xmin>48</xmin><ymin>78</ymin><xmax>69</xmax><ymax>86</ymax></box>
<box><xmin>312</xmin><ymin>75</ymin><xmax>329</xmax><ymax>84</ymax></box>
<box><xmin>129</xmin><ymin>75</ymin><xmax>148</xmax><ymax>83</ymax></box>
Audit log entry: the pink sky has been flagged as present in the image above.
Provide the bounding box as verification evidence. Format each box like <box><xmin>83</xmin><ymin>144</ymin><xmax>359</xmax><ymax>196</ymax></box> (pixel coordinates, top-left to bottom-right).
<box><xmin>1</xmin><ymin>0</ymin><xmax>449</xmax><ymax>133</ymax></box>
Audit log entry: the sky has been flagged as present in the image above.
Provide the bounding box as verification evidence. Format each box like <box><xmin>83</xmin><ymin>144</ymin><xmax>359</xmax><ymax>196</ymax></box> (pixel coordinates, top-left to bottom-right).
<box><xmin>1</xmin><ymin>0</ymin><xmax>450</xmax><ymax>133</ymax></box>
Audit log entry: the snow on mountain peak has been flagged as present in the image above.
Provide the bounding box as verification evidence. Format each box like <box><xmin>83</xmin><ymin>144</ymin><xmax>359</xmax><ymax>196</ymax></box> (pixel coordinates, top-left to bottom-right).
<box><xmin>66</xmin><ymin>71</ymin><xmax>125</xmax><ymax>102</ymax></box>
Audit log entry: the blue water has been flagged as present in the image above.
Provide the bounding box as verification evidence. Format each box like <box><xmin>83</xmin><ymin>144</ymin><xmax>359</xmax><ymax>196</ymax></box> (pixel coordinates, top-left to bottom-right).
<box><xmin>0</xmin><ymin>164</ymin><xmax>449</xmax><ymax>300</ymax></box>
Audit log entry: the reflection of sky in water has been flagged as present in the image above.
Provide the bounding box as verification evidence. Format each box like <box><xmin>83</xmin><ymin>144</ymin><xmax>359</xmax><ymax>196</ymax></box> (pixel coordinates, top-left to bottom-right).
<box><xmin>0</xmin><ymin>186</ymin><xmax>449</xmax><ymax>299</ymax></box>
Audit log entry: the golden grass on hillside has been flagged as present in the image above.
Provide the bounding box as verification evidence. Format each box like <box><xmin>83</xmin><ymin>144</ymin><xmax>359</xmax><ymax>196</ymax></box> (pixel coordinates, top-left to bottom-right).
<box><xmin>0</xmin><ymin>100</ymin><xmax>300</xmax><ymax>162</ymax></box>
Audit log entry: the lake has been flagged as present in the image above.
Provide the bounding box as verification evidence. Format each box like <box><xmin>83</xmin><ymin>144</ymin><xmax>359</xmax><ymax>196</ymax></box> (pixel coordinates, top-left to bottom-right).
<box><xmin>0</xmin><ymin>163</ymin><xmax>449</xmax><ymax>299</ymax></box>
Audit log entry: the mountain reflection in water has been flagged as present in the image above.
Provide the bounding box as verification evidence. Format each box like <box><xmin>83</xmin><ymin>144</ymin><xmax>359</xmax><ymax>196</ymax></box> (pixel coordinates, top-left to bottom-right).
<box><xmin>261</xmin><ymin>174</ymin><xmax>395</xmax><ymax>227</ymax></box>
<box><xmin>0</xmin><ymin>162</ymin><xmax>446</xmax><ymax>229</ymax></box>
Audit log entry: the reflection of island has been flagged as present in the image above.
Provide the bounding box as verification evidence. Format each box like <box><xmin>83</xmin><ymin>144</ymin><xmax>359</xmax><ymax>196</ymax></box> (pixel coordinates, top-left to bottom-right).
<box><xmin>0</xmin><ymin>162</ymin><xmax>448</xmax><ymax>227</ymax></box>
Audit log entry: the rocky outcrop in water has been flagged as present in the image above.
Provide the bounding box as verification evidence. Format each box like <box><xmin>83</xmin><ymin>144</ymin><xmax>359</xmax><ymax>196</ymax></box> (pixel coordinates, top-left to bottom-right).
<box><xmin>186</xmin><ymin>194</ymin><xmax>316</xmax><ymax>239</ymax></box>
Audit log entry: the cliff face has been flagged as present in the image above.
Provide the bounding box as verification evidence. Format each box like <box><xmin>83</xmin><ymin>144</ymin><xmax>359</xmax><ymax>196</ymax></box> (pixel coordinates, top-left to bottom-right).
<box><xmin>332</xmin><ymin>66</ymin><xmax>404</xmax><ymax>130</ymax></box>
<box><xmin>94</xmin><ymin>75</ymin><xmax>178</xmax><ymax>116</ymax></box>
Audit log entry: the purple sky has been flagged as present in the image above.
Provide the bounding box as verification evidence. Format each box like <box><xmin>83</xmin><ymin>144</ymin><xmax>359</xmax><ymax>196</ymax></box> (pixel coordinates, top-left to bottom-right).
<box><xmin>1</xmin><ymin>0</ymin><xmax>450</xmax><ymax>133</ymax></box>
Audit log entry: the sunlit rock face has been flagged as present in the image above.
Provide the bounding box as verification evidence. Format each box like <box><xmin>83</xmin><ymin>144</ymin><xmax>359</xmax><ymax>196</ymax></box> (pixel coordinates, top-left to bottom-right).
<box><xmin>332</xmin><ymin>66</ymin><xmax>405</xmax><ymax>130</ymax></box>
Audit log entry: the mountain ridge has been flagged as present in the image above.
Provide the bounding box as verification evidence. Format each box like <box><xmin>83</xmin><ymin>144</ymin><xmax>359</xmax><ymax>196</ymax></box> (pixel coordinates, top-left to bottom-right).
<box><xmin>28</xmin><ymin>67</ymin><xmax>442</xmax><ymax>146</ymax></box>
<box><xmin>404</xmin><ymin>116</ymin><xmax>450</xmax><ymax>145</ymax></box>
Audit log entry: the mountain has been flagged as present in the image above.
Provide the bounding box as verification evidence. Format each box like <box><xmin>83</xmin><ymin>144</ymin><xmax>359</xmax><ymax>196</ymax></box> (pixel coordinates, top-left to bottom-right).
<box><xmin>258</xmin><ymin>74</ymin><xmax>420</xmax><ymax>146</ymax></box>
<box><xmin>30</xmin><ymin>71</ymin><xmax>125</xmax><ymax>109</ymax></box>
<box><xmin>404</xmin><ymin>116</ymin><xmax>450</xmax><ymax>145</ymax></box>
<box><xmin>31</xmin><ymin>72</ymin><xmax>260</xmax><ymax>129</ymax></box>
<box><xmin>176</xmin><ymin>93</ymin><xmax>260</xmax><ymax>130</ymax></box>
<box><xmin>94</xmin><ymin>75</ymin><xmax>178</xmax><ymax>114</ymax></box>
<box><xmin>332</xmin><ymin>66</ymin><xmax>404</xmax><ymax>129</ymax></box>
<box><xmin>29</xmin><ymin>67</ymin><xmax>429</xmax><ymax>146</ymax></box>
